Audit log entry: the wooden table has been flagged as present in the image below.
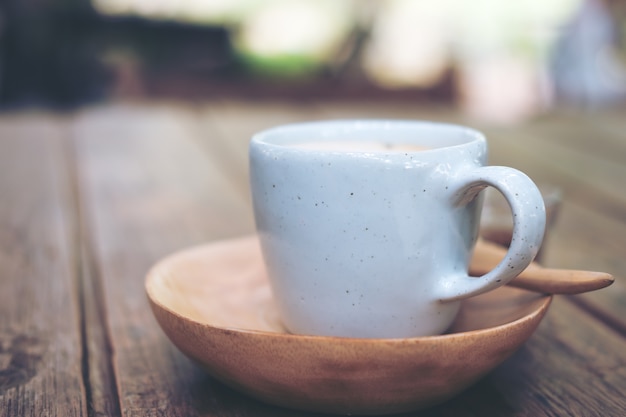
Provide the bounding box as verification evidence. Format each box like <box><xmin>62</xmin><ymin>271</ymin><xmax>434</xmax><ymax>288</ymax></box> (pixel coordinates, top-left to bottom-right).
<box><xmin>1</xmin><ymin>100</ymin><xmax>625</xmax><ymax>416</ymax></box>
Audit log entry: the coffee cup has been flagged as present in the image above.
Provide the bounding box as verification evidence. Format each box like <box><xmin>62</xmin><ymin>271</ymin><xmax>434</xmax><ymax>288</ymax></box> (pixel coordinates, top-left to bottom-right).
<box><xmin>249</xmin><ymin>120</ymin><xmax>546</xmax><ymax>338</ymax></box>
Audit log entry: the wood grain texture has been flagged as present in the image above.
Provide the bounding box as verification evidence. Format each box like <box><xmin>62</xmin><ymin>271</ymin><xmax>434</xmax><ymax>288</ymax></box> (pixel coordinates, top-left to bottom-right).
<box><xmin>67</xmin><ymin>134</ymin><xmax>122</xmax><ymax>417</ymax></box>
<box><xmin>427</xmin><ymin>298</ymin><xmax>626</xmax><ymax>417</ymax></box>
<box><xmin>73</xmin><ymin>102</ymin><xmax>626</xmax><ymax>416</ymax></box>
<box><xmin>481</xmin><ymin>117</ymin><xmax>626</xmax><ymax>334</ymax></box>
<box><xmin>2</xmin><ymin>101</ymin><xmax>625</xmax><ymax>417</ymax></box>
<box><xmin>72</xmin><ymin>103</ymin><xmax>257</xmax><ymax>417</ymax></box>
<box><xmin>0</xmin><ymin>114</ymin><xmax>86</xmax><ymax>416</ymax></box>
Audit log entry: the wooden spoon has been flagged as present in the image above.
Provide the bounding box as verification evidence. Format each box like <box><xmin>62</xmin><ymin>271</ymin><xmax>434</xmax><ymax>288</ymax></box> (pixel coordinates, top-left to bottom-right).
<box><xmin>471</xmin><ymin>239</ymin><xmax>614</xmax><ymax>294</ymax></box>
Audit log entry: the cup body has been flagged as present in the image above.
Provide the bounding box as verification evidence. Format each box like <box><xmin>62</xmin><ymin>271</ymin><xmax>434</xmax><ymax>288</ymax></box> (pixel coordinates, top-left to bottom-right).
<box><xmin>250</xmin><ymin>120</ymin><xmax>543</xmax><ymax>338</ymax></box>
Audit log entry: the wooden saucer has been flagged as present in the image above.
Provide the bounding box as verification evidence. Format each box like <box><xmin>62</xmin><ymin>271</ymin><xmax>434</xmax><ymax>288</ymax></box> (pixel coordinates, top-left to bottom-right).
<box><xmin>146</xmin><ymin>235</ymin><xmax>551</xmax><ymax>415</ymax></box>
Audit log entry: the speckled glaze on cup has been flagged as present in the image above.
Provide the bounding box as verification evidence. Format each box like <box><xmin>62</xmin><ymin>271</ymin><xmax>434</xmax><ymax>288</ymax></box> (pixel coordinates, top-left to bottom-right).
<box><xmin>249</xmin><ymin>120</ymin><xmax>546</xmax><ymax>338</ymax></box>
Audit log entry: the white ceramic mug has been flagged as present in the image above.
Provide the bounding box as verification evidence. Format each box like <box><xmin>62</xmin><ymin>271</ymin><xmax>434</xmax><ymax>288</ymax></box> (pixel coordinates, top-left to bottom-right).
<box><xmin>249</xmin><ymin>120</ymin><xmax>546</xmax><ymax>338</ymax></box>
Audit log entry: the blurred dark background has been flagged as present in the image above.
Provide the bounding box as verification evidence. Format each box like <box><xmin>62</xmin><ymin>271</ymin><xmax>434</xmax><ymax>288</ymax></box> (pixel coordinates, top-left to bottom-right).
<box><xmin>1</xmin><ymin>0</ymin><xmax>624</xmax><ymax>122</ymax></box>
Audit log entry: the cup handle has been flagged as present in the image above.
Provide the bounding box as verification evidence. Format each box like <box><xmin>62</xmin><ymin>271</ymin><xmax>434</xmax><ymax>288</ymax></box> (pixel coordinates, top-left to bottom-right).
<box><xmin>438</xmin><ymin>166</ymin><xmax>546</xmax><ymax>302</ymax></box>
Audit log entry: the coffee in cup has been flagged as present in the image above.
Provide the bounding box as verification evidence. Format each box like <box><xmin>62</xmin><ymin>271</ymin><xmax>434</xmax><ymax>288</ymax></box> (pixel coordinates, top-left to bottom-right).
<box><xmin>288</xmin><ymin>140</ymin><xmax>431</xmax><ymax>153</ymax></box>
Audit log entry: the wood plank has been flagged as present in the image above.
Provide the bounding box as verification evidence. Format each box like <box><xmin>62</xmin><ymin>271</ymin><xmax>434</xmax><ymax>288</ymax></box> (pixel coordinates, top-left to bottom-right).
<box><xmin>483</xmin><ymin>123</ymin><xmax>626</xmax><ymax>224</ymax></box>
<box><xmin>480</xmin><ymin>118</ymin><xmax>626</xmax><ymax>331</ymax></box>
<box><xmin>196</xmin><ymin>100</ymin><xmax>326</xmax><ymax>201</ymax></box>
<box><xmin>67</xmin><ymin>139</ymin><xmax>123</xmax><ymax>416</ymax></box>
<box><xmin>547</xmin><ymin>201</ymin><xmax>626</xmax><ymax>334</ymax></box>
<box><xmin>508</xmin><ymin>111</ymin><xmax>626</xmax><ymax>168</ymax></box>
<box><xmin>72</xmin><ymin>103</ymin><xmax>257</xmax><ymax>417</ymax></box>
<box><xmin>547</xmin><ymin>201</ymin><xmax>626</xmax><ymax>276</ymax></box>
<box><xmin>74</xmin><ymin>101</ymin><xmax>626</xmax><ymax>416</ymax></box>
<box><xmin>439</xmin><ymin>296</ymin><xmax>626</xmax><ymax>417</ymax></box>
<box><xmin>0</xmin><ymin>114</ymin><xmax>86</xmax><ymax>416</ymax></box>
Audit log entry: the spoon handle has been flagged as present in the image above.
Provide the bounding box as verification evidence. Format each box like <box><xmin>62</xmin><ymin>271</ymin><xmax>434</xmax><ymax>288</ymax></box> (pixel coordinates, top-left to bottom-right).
<box><xmin>506</xmin><ymin>268</ymin><xmax>614</xmax><ymax>294</ymax></box>
<box><xmin>471</xmin><ymin>239</ymin><xmax>614</xmax><ymax>294</ymax></box>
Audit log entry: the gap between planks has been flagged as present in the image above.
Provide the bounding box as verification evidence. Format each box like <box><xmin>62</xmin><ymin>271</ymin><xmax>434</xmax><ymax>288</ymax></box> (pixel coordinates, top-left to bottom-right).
<box><xmin>64</xmin><ymin>131</ymin><xmax>123</xmax><ymax>417</ymax></box>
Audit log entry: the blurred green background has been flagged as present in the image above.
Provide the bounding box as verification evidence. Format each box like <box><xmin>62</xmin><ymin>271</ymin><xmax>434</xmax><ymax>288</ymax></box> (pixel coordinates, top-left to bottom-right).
<box><xmin>1</xmin><ymin>0</ymin><xmax>624</xmax><ymax>122</ymax></box>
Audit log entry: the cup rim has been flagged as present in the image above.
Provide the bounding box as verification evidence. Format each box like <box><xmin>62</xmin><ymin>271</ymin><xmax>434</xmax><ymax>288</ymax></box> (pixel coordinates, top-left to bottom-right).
<box><xmin>251</xmin><ymin>119</ymin><xmax>486</xmax><ymax>152</ymax></box>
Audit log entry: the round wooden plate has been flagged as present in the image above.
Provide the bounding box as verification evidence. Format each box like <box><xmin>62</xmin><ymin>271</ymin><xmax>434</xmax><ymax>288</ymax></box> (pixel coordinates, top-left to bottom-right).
<box><xmin>146</xmin><ymin>235</ymin><xmax>552</xmax><ymax>415</ymax></box>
